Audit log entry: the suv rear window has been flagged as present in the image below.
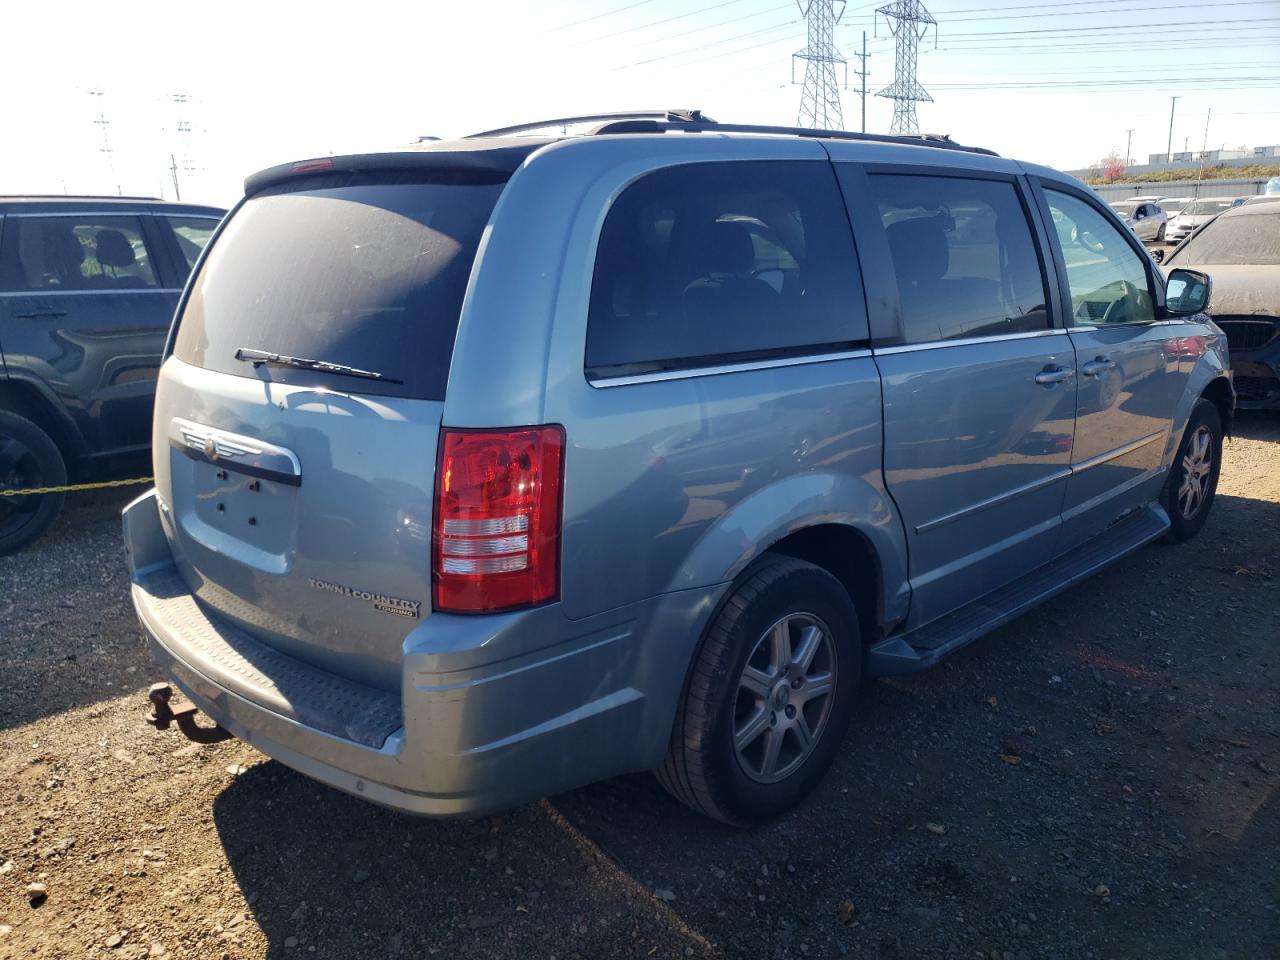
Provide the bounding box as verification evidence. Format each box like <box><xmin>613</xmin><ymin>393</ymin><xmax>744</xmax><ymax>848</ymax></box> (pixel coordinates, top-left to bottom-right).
<box><xmin>172</xmin><ymin>175</ymin><xmax>504</xmax><ymax>400</ymax></box>
<box><xmin>586</xmin><ymin>161</ymin><xmax>866</xmax><ymax>378</ymax></box>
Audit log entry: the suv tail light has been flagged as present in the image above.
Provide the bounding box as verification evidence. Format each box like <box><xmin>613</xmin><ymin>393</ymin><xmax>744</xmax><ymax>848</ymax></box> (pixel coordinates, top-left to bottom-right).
<box><xmin>433</xmin><ymin>425</ymin><xmax>565</xmax><ymax>614</ymax></box>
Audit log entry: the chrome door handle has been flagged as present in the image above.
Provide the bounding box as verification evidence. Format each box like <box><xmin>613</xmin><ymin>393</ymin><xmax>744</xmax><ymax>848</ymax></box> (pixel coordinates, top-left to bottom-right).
<box><xmin>1034</xmin><ymin>366</ymin><xmax>1074</xmax><ymax>385</ymax></box>
<box><xmin>1082</xmin><ymin>357</ymin><xmax>1116</xmax><ymax>377</ymax></box>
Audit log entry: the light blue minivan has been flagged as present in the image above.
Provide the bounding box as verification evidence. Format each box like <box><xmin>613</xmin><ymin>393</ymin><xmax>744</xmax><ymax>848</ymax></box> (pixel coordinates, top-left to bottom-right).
<box><xmin>124</xmin><ymin>112</ymin><xmax>1232</xmax><ymax>825</ymax></box>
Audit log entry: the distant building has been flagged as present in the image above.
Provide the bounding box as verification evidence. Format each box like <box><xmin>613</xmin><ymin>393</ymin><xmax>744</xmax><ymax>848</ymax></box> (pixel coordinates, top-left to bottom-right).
<box><xmin>1254</xmin><ymin>145</ymin><xmax>1280</xmax><ymax>158</ymax></box>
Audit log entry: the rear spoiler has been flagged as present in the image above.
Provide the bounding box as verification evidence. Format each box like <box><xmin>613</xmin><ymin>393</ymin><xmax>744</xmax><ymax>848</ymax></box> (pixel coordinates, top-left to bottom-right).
<box><xmin>243</xmin><ymin>142</ymin><xmax>545</xmax><ymax>196</ymax></box>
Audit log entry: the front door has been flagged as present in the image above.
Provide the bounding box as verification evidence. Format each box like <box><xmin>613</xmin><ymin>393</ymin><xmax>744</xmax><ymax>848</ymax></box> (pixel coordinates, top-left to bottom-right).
<box><xmin>0</xmin><ymin>213</ymin><xmax>179</xmax><ymax>457</ymax></box>
<box><xmin>1037</xmin><ymin>185</ymin><xmax>1187</xmax><ymax>550</ymax></box>
<box><xmin>842</xmin><ymin>167</ymin><xmax>1074</xmax><ymax>629</ymax></box>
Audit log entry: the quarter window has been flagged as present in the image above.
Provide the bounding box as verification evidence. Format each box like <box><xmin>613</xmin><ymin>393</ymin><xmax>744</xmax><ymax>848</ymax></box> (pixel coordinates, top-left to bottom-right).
<box><xmin>866</xmin><ymin>174</ymin><xmax>1049</xmax><ymax>344</ymax></box>
<box><xmin>586</xmin><ymin>161</ymin><xmax>866</xmax><ymax>377</ymax></box>
<box><xmin>1046</xmin><ymin>190</ymin><xmax>1154</xmax><ymax>326</ymax></box>
<box><xmin>165</xmin><ymin>216</ymin><xmax>219</xmax><ymax>272</ymax></box>
<box><xmin>8</xmin><ymin>216</ymin><xmax>158</xmax><ymax>290</ymax></box>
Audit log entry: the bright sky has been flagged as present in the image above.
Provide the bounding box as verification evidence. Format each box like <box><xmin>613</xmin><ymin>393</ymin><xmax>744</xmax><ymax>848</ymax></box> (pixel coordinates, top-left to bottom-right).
<box><xmin>2</xmin><ymin>0</ymin><xmax>1277</xmax><ymax>208</ymax></box>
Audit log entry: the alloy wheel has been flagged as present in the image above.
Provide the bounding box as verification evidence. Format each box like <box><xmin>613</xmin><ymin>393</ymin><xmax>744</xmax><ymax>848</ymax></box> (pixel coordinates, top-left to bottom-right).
<box><xmin>1177</xmin><ymin>424</ymin><xmax>1213</xmax><ymax>520</ymax></box>
<box><xmin>733</xmin><ymin>612</ymin><xmax>838</xmax><ymax>784</ymax></box>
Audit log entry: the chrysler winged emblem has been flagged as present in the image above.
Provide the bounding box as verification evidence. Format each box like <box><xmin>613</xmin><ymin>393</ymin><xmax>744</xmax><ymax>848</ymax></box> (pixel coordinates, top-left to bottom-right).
<box><xmin>203</xmin><ymin>436</ymin><xmax>220</xmax><ymax>461</ymax></box>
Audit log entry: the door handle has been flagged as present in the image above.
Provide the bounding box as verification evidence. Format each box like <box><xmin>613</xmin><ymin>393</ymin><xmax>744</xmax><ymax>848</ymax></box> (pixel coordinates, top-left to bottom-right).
<box><xmin>13</xmin><ymin>311</ymin><xmax>68</xmax><ymax>320</ymax></box>
<box><xmin>1034</xmin><ymin>365</ymin><xmax>1074</xmax><ymax>385</ymax></box>
<box><xmin>1082</xmin><ymin>357</ymin><xmax>1116</xmax><ymax>377</ymax></box>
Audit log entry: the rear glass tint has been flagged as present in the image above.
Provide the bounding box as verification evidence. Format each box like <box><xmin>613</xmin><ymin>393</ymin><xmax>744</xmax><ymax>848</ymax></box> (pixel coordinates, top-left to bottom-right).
<box><xmin>586</xmin><ymin>161</ymin><xmax>866</xmax><ymax>377</ymax></box>
<box><xmin>173</xmin><ymin>176</ymin><xmax>504</xmax><ymax>400</ymax></box>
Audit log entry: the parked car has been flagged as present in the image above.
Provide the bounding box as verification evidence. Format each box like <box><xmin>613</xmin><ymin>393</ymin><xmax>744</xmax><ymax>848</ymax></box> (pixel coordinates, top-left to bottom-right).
<box><xmin>1165</xmin><ymin>200</ymin><xmax>1280</xmax><ymax>410</ymax></box>
<box><xmin>1159</xmin><ymin>196</ymin><xmax>1193</xmax><ymax>217</ymax></box>
<box><xmin>1109</xmin><ymin>199</ymin><xmax>1168</xmax><ymax>241</ymax></box>
<box><xmin>123</xmin><ymin>113</ymin><xmax>1231</xmax><ymax>825</ymax></box>
<box><xmin>1166</xmin><ymin>197</ymin><xmax>1241</xmax><ymax>243</ymax></box>
<box><xmin>0</xmin><ymin>196</ymin><xmax>224</xmax><ymax>553</ymax></box>
<box><xmin>1265</xmin><ymin>176</ymin><xmax>1280</xmax><ymax>196</ymax></box>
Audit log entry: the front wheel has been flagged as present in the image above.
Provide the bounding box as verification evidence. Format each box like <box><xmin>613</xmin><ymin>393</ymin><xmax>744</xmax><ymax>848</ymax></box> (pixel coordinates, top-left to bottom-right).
<box><xmin>1161</xmin><ymin>398</ymin><xmax>1222</xmax><ymax>542</ymax></box>
<box><xmin>0</xmin><ymin>410</ymin><xmax>67</xmax><ymax>555</ymax></box>
<box><xmin>656</xmin><ymin>555</ymin><xmax>861</xmax><ymax>825</ymax></box>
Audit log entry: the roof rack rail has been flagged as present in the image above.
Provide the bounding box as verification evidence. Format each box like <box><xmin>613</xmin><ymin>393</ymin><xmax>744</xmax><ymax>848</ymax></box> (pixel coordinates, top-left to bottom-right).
<box><xmin>588</xmin><ymin>118</ymin><xmax>998</xmax><ymax>157</ymax></box>
<box><xmin>0</xmin><ymin>194</ymin><xmax>164</xmax><ymax>201</ymax></box>
<box><xmin>466</xmin><ymin>109</ymin><xmax>713</xmax><ymax>139</ymax></box>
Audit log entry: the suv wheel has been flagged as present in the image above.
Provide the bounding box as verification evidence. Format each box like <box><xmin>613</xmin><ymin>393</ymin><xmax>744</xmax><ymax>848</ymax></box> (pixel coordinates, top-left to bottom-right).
<box><xmin>656</xmin><ymin>555</ymin><xmax>860</xmax><ymax>825</ymax></box>
<box><xmin>1161</xmin><ymin>398</ymin><xmax>1222</xmax><ymax>543</ymax></box>
<box><xmin>0</xmin><ymin>410</ymin><xmax>67</xmax><ymax>556</ymax></box>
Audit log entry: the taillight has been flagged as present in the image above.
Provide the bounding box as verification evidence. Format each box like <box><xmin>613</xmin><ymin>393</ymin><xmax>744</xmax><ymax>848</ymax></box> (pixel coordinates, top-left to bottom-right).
<box><xmin>432</xmin><ymin>425</ymin><xmax>565</xmax><ymax>614</ymax></box>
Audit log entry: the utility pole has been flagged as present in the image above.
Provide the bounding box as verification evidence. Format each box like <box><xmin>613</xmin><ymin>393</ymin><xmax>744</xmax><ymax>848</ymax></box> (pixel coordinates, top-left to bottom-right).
<box><xmin>1166</xmin><ymin>95</ymin><xmax>1179</xmax><ymax>162</ymax></box>
<box><xmin>793</xmin><ymin>1</ymin><xmax>848</xmax><ymax>130</ymax></box>
<box><xmin>876</xmin><ymin>0</ymin><xmax>936</xmax><ymax>136</ymax></box>
<box><xmin>88</xmin><ymin>89</ymin><xmax>122</xmax><ymax>197</ymax></box>
<box><xmin>1124</xmin><ymin>128</ymin><xmax>1134</xmax><ymax>166</ymax></box>
<box><xmin>852</xmin><ymin>31</ymin><xmax>870</xmax><ymax>133</ymax></box>
<box><xmin>169</xmin><ymin>154</ymin><xmax>182</xmax><ymax>202</ymax></box>
<box><xmin>1183</xmin><ymin>136</ymin><xmax>1190</xmax><ymax>153</ymax></box>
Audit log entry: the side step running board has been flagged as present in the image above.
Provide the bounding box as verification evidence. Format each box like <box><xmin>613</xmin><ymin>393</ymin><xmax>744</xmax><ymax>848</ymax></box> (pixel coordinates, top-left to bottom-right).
<box><xmin>868</xmin><ymin>504</ymin><xmax>1170</xmax><ymax>676</ymax></box>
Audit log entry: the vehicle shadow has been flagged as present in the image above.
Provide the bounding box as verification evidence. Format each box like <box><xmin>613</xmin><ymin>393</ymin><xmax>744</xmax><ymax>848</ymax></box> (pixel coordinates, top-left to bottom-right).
<box><xmin>0</xmin><ymin>486</ymin><xmax>150</xmax><ymax>732</ymax></box>
<box><xmin>1233</xmin><ymin>409</ymin><xmax>1280</xmax><ymax>442</ymax></box>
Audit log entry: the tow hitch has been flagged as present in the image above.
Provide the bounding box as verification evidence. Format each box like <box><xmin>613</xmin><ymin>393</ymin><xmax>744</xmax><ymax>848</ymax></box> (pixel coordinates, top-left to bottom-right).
<box><xmin>145</xmin><ymin>683</ymin><xmax>234</xmax><ymax>744</ymax></box>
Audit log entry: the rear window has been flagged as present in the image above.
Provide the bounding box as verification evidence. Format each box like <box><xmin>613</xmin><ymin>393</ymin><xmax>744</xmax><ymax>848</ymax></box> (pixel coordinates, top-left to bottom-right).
<box><xmin>585</xmin><ymin>161</ymin><xmax>866</xmax><ymax>378</ymax></box>
<box><xmin>1169</xmin><ymin>210</ymin><xmax>1280</xmax><ymax>266</ymax></box>
<box><xmin>173</xmin><ymin>175</ymin><xmax>504</xmax><ymax>400</ymax></box>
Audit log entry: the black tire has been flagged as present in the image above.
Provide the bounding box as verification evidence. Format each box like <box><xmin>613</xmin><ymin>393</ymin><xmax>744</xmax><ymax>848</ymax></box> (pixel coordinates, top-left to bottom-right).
<box><xmin>1156</xmin><ymin>223</ymin><xmax>1166</xmax><ymax>241</ymax></box>
<box><xmin>1161</xmin><ymin>398</ymin><xmax>1222</xmax><ymax>543</ymax></box>
<box><xmin>656</xmin><ymin>555</ymin><xmax>861</xmax><ymax>825</ymax></box>
<box><xmin>0</xmin><ymin>410</ymin><xmax>67</xmax><ymax>556</ymax></box>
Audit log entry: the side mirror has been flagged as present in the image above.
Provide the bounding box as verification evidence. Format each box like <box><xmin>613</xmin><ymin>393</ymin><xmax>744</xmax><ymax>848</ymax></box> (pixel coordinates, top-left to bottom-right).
<box><xmin>1150</xmin><ymin>248</ymin><xmax>1166</xmax><ymax>264</ymax></box>
<box><xmin>1165</xmin><ymin>268</ymin><xmax>1211</xmax><ymax>316</ymax></box>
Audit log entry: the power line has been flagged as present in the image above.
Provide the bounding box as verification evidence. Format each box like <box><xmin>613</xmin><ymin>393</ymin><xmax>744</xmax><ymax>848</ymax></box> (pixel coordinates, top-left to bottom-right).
<box><xmin>588</xmin><ymin>0</ymin><xmax>744</xmax><ymax>43</ymax></box>
<box><xmin>541</xmin><ymin>0</ymin><xmax>659</xmax><ymax>33</ymax></box>
<box><xmin>617</xmin><ymin>18</ymin><xmax>801</xmax><ymax>69</ymax></box>
<box><xmin>627</xmin><ymin>3</ymin><xmax>793</xmax><ymax>48</ymax></box>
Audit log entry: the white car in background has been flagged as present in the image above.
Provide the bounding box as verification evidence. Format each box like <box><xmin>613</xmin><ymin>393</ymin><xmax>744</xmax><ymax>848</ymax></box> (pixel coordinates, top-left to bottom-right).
<box><xmin>1166</xmin><ymin>197</ymin><xmax>1241</xmax><ymax>244</ymax></box>
<box><xmin>1160</xmin><ymin>196</ymin><xmax>1194</xmax><ymax>217</ymax></box>
<box><xmin>1109</xmin><ymin>199</ymin><xmax>1168</xmax><ymax>241</ymax></box>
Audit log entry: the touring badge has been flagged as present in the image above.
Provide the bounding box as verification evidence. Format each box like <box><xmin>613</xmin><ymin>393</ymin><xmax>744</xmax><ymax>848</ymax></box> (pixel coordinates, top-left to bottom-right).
<box><xmin>307</xmin><ymin>578</ymin><xmax>421</xmax><ymax>619</ymax></box>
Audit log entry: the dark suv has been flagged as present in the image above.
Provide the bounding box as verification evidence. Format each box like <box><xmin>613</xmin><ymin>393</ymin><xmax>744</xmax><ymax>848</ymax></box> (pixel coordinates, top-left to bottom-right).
<box><xmin>0</xmin><ymin>196</ymin><xmax>225</xmax><ymax>553</ymax></box>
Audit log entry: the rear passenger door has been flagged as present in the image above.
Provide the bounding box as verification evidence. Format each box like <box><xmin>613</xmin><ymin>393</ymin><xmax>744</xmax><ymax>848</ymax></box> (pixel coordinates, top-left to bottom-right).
<box><xmin>1033</xmin><ymin>183</ymin><xmax>1185</xmax><ymax>550</ymax></box>
<box><xmin>836</xmin><ymin>164</ymin><xmax>1075</xmax><ymax>629</ymax></box>
<box><xmin>0</xmin><ymin>212</ymin><xmax>179</xmax><ymax>458</ymax></box>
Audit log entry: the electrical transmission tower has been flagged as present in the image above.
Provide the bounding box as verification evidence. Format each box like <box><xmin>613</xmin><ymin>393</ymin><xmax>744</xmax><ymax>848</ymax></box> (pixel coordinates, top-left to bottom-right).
<box><xmin>793</xmin><ymin>1</ymin><xmax>847</xmax><ymax>131</ymax></box>
<box><xmin>167</xmin><ymin>93</ymin><xmax>198</xmax><ymax>201</ymax></box>
<box><xmin>875</xmin><ymin>0</ymin><xmax>936</xmax><ymax>135</ymax></box>
<box><xmin>88</xmin><ymin>89</ymin><xmax>122</xmax><ymax>197</ymax></box>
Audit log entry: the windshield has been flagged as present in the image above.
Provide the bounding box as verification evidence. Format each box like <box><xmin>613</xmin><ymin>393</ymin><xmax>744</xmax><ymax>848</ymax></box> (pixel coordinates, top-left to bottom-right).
<box><xmin>1178</xmin><ymin>199</ymin><xmax>1234</xmax><ymax>217</ymax></box>
<box><xmin>1169</xmin><ymin>211</ymin><xmax>1280</xmax><ymax>266</ymax></box>
<box><xmin>173</xmin><ymin>174</ymin><xmax>504</xmax><ymax>400</ymax></box>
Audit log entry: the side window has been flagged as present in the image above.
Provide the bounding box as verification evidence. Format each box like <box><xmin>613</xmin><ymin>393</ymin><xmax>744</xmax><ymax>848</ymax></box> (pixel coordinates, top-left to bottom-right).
<box><xmin>165</xmin><ymin>216</ymin><xmax>218</xmax><ymax>273</ymax></box>
<box><xmin>586</xmin><ymin>161</ymin><xmax>865</xmax><ymax>376</ymax></box>
<box><xmin>1044</xmin><ymin>190</ymin><xmax>1155</xmax><ymax>326</ymax></box>
<box><xmin>866</xmin><ymin>174</ymin><xmax>1049</xmax><ymax>344</ymax></box>
<box><xmin>10</xmin><ymin>216</ymin><xmax>158</xmax><ymax>290</ymax></box>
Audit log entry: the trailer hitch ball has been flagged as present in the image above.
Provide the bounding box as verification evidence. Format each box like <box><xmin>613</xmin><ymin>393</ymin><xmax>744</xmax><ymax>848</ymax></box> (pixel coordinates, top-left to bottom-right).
<box><xmin>145</xmin><ymin>682</ymin><xmax>234</xmax><ymax>744</ymax></box>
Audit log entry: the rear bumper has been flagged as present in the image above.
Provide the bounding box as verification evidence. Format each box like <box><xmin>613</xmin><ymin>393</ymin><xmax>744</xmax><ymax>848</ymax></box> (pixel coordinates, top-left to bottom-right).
<box><xmin>123</xmin><ymin>489</ymin><xmax>724</xmax><ymax>816</ymax></box>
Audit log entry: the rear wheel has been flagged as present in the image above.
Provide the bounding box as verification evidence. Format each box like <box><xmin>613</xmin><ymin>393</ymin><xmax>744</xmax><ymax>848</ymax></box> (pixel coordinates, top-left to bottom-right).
<box><xmin>656</xmin><ymin>555</ymin><xmax>860</xmax><ymax>825</ymax></box>
<box><xmin>1156</xmin><ymin>223</ymin><xmax>1166</xmax><ymax>241</ymax></box>
<box><xmin>0</xmin><ymin>410</ymin><xmax>67</xmax><ymax>555</ymax></box>
<box><xmin>1161</xmin><ymin>399</ymin><xmax>1222</xmax><ymax>543</ymax></box>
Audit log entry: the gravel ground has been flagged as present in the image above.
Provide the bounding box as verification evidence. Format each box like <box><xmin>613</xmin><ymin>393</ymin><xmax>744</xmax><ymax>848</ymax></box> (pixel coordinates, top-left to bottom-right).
<box><xmin>2</xmin><ymin>416</ymin><xmax>1278</xmax><ymax>960</ymax></box>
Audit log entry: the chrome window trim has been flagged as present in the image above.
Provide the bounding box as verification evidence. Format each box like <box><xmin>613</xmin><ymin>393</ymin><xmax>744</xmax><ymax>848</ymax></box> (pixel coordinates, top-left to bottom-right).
<box><xmin>4</xmin><ymin>211</ymin><xmax>216</xmax><ymax>219</ymax></box>
<box><xmin>874</xmin><ymin>327</ymin><xmax>1067</xmax><ymax>356</ymax></box>
<box><xmin>916</xmin><ymin>467</ymin><xmax>1071</xmax><ymax>534</ymax></box>
<box><xmin>0</xmin><ymin>288</ymin><xmax>179</xmax><ymax>297</ymax></box>
<box><xmin>1071</xmin><ymin>430</ymin><xmax>1165</xmax><ymax>474</ymax></box>
<box><xmin>588</xmin><ymin>348</ymin><xmax>873</xmax><ymax>388</ymax></box>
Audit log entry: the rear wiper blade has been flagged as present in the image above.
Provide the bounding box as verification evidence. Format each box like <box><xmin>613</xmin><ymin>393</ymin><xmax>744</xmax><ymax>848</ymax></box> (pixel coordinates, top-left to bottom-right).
<box><xmin>234</xmin><ymin>348</ymin><xmax>401</xmax><ymax>384</ymax></box>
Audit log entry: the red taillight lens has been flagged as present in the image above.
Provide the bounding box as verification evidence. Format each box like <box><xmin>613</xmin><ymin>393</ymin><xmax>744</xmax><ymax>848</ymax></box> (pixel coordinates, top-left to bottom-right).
<box><xmin>432</xmin><ymin>425</ymin><xmax>565</xmax><ymax>614</ymax></box>
<box><xmin>292</xmin><ymin>158</ymin><xmax>334</xmax><ymax>173</ymax></box>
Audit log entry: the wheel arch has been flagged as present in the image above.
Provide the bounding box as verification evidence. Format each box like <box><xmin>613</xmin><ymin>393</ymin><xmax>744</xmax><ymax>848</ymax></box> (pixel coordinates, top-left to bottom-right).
<box><xmin>765</xmin><ymin>523</ymin><xmax>886</xmax><ymax>646</ymax></box>
<box><xmin>0</xmin><ymin>378</ymin><xmax>85</xmax><ymax>470</ymax></box>
<box><xmin>1200</xmin><ymin>375</ymin><xmax>1234</xmax><ymax>437</ymax></box>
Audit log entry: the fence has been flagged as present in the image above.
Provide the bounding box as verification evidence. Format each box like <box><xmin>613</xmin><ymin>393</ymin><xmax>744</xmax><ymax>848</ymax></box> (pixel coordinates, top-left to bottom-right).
<box><xmin>1089</xmin><ymin>178</ymin><xmax>1268</xmax><ymax>202</ymax></box>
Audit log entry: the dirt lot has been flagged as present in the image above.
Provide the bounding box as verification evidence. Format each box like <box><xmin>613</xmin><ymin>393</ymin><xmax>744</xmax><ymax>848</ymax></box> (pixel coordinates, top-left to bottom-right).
<box><xmin>2</xmin><ymin>417</ymin><xmax>1278</xmax><ymax>960</ymax></box>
